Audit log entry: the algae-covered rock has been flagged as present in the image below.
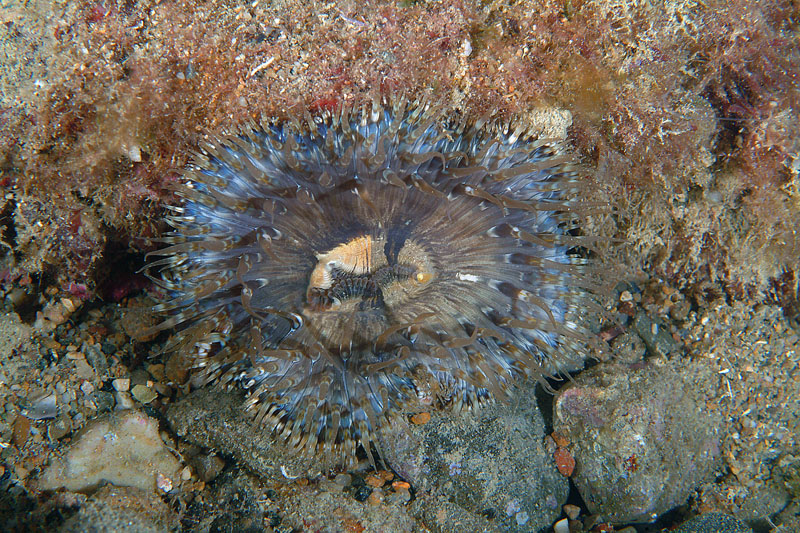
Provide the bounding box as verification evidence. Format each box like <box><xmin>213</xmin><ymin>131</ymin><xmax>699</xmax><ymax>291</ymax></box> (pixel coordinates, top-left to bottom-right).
<box><xmin>554</xmin><ymin>361</ymin><xmax>722</xmax><ymax>523</ymax></box>
<box><xmin>384</xmin><ymin>383</ymin><xmax>568</xmax><ymax>533</ymax></box>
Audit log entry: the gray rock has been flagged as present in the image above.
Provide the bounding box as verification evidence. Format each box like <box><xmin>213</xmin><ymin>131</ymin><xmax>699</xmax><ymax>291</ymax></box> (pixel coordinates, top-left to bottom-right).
<box><xmin>91</xmin><ymin>390</ymin><xmax>115</xmax><ymax>413</ymax></box>
<box><xmin>734</xmin><ymin>482</ymin><xmax>789</xmax><ymax>526</ymax></box>
<box><xmin>47</xmin><ymin>413</ymin><xmax>72</xmax><ymax>440</ymax></box>
<box><xmin>610</xmin><ymin>330</ymin><xmax>647</xmax><ymax>364</ymax></box>
<box><xmin>83</xmin><ymin>342</ymin><xmax>109</xmax><ymax>379</ymax></box>
<box><xmin>191</xmin><ymin>452</ymin><xmax>227</xmax><ymax>483</ymax></box>
<box><xmin>165</xmin><ymin>387</ymin><xmax>341</xmax><ymax>482</ymax></box>
<box><xmin>631</xmin><ymin>311</ymin><xmax>679</xmax><ymax>358</ymax></box>
<box><xmin>383</xmin><ymin>383</ymin><xmax>568</xmax><ymax>532</ymax></box>
<box><xmin>673</xmin><ymin>512</ymin><xmax>753</xmax><ymax>533</ymax></box>
<box><xmin>167</xmin><ymin>385</ymin><xmax>566</xmax><ymax>531</ymax></box>
<box><xmin>553</xmin><ymin>360</ymin><xmax>722</xmax><ymax>523</ymax></box>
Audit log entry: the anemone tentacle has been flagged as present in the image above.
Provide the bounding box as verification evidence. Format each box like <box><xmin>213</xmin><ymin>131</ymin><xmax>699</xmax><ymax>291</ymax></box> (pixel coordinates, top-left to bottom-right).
<box><xmin>147</xmin><ymin>100</ymin><xmax>601</xmax><ymax>465</ymax></box>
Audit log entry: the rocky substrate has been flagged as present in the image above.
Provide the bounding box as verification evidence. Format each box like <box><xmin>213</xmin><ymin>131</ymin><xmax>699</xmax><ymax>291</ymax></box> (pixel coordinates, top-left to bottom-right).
<box><xmin>1</xmin><ymin>275</ymin><xmax>798</xmax><ymax>532</ymax></box>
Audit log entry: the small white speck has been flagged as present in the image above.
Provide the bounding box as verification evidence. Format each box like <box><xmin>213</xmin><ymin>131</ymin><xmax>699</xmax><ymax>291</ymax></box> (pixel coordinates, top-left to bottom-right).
<box><xmin>456</xmin><ymin>272</ymin><xmax>480</xmax><ymax>282</ymax></box>
<box><xmin>460</xmin><ymin>38</ymin><xmax>472</xmax><ymax>57</ymax></box>
<box><xmin>281</xmin><ymin>465</ymin><xmax>300</xmax><ymax>479</ymax></box>
<box><xmin>127</xmin><ymin>145</ymin><xmax>142</xmax><ymax>162</ymax></box>
<box><xmin>448</xmin><ymin>461</ymin><xmax>462</xmax><ymax>476</ymax></box>
<box><xmin>248</xmin><ymin>56</ymin><xmax>275</xmax><ymax>77</ymax></box>
<box><xmin>505</xmin><ymin>498</ymin><xmax>521</xmax><ymax>516</ymax></box>
<box><xmin>156</xmin><ymin>473</ymin><xmax>173</xmax><ymax>493</ymax></box>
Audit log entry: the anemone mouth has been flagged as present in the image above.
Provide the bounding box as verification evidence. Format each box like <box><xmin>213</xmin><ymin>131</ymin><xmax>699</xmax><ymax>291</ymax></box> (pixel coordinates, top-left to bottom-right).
<box><xmin>146</xmin><ymin>100</ymin><xmax>603</xmax><ymax>465</ymax></box>
<box><xmin>304</xmin><ymin>234</ymin><xmax>433</xmax><ymax>313</ymax></box>
<box><xmin>302</xmin><ymin>231</ymin><xmax>436</xmax><ymax>352</ymax></box>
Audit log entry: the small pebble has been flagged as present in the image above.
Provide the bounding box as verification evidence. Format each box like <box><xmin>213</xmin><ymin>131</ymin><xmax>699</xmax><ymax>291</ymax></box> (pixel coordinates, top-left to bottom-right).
<box><xmin>156</xmin><ymin>472</ymin><xmax>173</xmax><ymax>493</ymax></box>
<box><xmin>153</xmin><ymin>383</ymin><xmax>172</xmax><ymax>397</ymax></box>
<box><xmin>551</xmin><ymin>431</ymin><xmax>570</xmax><ymax>447</ymax></box>
<box><xmin>460</xmin><ymin>37</ymin><xmax>472</xmax><ymax>57</ymax></box>
<box><xmin>411</xmin><ymin>412</ymin><xmax>431</xmax><ymax>425</ymax></box>
<box><xmin>553</xmin><ymin>517</ymin><xmax>569</xmax><ymax>533</ymax></box>
<box><xmin>367</xmin><ymin>489</ymin><xmax>382</xmax><ymax>505</ymax></box>
<box><xmin>80</xmin><ymin>381</ymin><xmax>95</xmax><ymax>395</ymax></box>
<box><xmin>554</xmin><ymin>447</ymin><xmax>575</xmax><ymax>477</ymax></box>
<box><xmin>15</xmin><ymin>464</ymin><xmax>28</xmax><ymax>480</ymax></box>
<box><xmin>41</xmin><ymin>303</ymin><xmax>68</xmax><ymax>325</ymax></box>
<box><xmin>112</xmin><ymin>378</ymin><xmax>130</xmax><ymax>392</ymax></box>
<box><xmin>386</xmin><ymin>487</ymin><xmax>411</xmax><ymax>505</ymax></box>
<box><xmin>353</xmin><ymin>482</ymin><xmax>371</xmax><ymax>502</ymax></box>
<box><xmin>127</xmin><ymin>145</ymin><xmax>142</xmax><ymax>162</ymax></box>
<box><xmin>191</xmin><ymin>454</ymin><xmax>225</xmax><ymax>483</ymax></box>
<box><xmin>73</xmin><ymin>359</ymin><xmax>95</xmax><ymax>380</ymax></box>
<box><xmin>506</xmin><ymin>499</ymin><xmax>521</xmax><ymax>515</ymax></box>
<box><xmin>100</xmin><ymin>342</ymin><xmax>116</xmax><ymax>355</ymax></box>
<box><xmin>27</xmin><ymin>393</ymin><xmax>58</xmax><ymax>420</ymax></box>
<box><xmin>392</xmin><ymin>480</ymin><xmax>411</xmax><ymax>491</ymax></box>
<box><xmin>319</xmin><ymin>478</ymin><xmax>342</xmax><ymax>493</ymax></box>
<box><xmin>147</xmin><ymin>364</ymin><xmax>166</xmax><ymax>381</ymax></box>
<box><xmin>131</xmin><ymin>384</ymin><xmax>157</xmax><ymax>404</ymax></box>
<box><xmin>60</xmin><ymin>389</ymin><xmax>76</xmax><ymax>405</ymax></box>
<box><xmin>48</xmin><ymin>415</ymin><xmax>72</xmax><ymax>440</ymax></box>
<box><xmin>60</xmin><ymin>298</ymin><xmax>77</xmax><ymax>313</ymax></box>
<box><xmin>365</xmin><ymin>474</ymin><xmax>384</xmax><ymax>488</ymax></box>
<box><xmin>165</xmin><ymin>352</ymin><xmax>190</xmax><ymax>384</ymax></box>
<box><xmin>334</xmin><ymin>473</ymin><xmax>352</xmax><ymax>486</ymax></box>
<box><xmin>563</xmin><ymin>503</ymin><xmax>580</xmax><ymax>520</ymax></box>
<box><xmin>115</xmin><ymin>391</ymin><xmax>135</xmax><ymax>410</ymax></box>
<box><xmin>12</xmin><ymin>415</ymin><xmax>31</xmax><ymax>448</ymax></box>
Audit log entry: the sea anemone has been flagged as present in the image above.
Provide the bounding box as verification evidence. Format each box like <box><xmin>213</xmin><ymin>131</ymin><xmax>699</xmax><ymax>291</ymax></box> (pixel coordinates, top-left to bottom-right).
<box><xmin>147</xmin><ymin>100</ymin><xmax>601</xmax><ymax>465</ymax></box>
